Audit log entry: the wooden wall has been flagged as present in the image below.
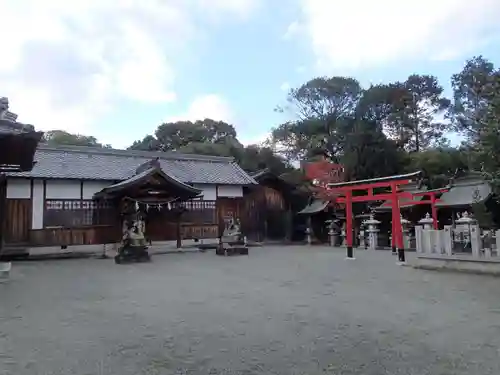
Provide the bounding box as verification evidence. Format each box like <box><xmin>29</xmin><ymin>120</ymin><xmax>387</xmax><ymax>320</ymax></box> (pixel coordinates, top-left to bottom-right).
<box><xmin>242</xmin><ymin>185</ymin><xmax>289</xmax><ymax>241</ymax></box>
<box><xmin>3</xmin><ymin>178</ymin><xmax>251</xmax><ymax>247</ymax></box>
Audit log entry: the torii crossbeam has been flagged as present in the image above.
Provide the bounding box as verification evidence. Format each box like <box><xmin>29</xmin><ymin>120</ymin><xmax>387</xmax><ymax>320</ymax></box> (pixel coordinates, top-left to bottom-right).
<box><xmin>326</xmin><ymin>171</ymin><xmax>422</xmax><ymax>263</ymax></box>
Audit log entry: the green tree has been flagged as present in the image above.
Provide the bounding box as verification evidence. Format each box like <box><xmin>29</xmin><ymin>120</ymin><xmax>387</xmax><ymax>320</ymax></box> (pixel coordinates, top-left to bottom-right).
<box><xmin>385</xmin><ymin>75</ymin><xmax>451</xmax><ymax>152</ymax></box>
<box><xmin>129</xmin><ymin>119</ymin><xmax>238</xmax><ymax>151</ymax></box>
<box><xmin>449</xmin><ymin>56</ymin><xmax>498</xmax><ymax>143</ymax></box>
<box><xmin>42</xmin><ymin>130</ymin><xmax>111</xmax><ymax>148</ymax></box>
<box><xmin>405</xmin><ymin>147</ymin><xmax>471</xmax><ymax>188</ymax></box>
<box><xmin>128</xmin><ymin>119</ymin><xmax>292</xmax><ymax>176</ymax></box>
<box><xmin>272</xmin><ymin>77</ymin><xmax>363</xmax><ymax>161</ymax></box>
<box><xmin>342</xmin><ymin>120</ymin><xmax>404</xmax><ymax>181</ymax></box>
<box><xmin>129</xmin><ymin>135</ymin><xmax>162</xmax><ymax>151</ymax></box>
<box><xmin>474</xmin><ymin>72</ymin><xmax>500</xmax><ymax>196</ymax></box>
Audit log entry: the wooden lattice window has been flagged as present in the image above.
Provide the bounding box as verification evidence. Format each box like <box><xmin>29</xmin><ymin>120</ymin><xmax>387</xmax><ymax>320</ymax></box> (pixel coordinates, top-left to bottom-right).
<box><xmin>174</xmin><ymin>200</ymin><xmax>217</xmax><ymax>224</ymax></box>
<box><xmin>44</xmin><ymin>199</ymin><xmax>114</xmax><ymax>228</ymax></box>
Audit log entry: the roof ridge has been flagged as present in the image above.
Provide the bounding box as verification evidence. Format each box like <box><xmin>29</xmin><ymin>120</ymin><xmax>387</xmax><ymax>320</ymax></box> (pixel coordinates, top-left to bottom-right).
<box><xmin>37</xmin><ymin>143</ymin><xmax>236</xmax><ymax>163</ymax></box>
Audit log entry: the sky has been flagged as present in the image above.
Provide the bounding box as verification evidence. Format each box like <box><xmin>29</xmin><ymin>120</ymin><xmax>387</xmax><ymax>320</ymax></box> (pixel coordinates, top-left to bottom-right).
<box><xmin>1</xmin><ymin>0</ymin><xmax>500</xmax><ymax>149</ymax></box>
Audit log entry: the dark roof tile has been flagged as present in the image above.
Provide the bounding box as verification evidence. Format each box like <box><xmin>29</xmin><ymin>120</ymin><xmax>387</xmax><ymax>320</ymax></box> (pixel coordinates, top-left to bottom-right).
<box><xmin>8</xmin><ymin>145</ymin><xmax>257</xmax><ymax>185</ymax></box>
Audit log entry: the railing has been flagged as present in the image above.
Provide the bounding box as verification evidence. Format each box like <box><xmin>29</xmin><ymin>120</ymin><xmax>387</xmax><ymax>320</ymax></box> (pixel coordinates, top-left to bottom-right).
<box><xmin>415</xmin><ymin>224</ymin><xmax>500</xmax><ymax>260</ymax></box>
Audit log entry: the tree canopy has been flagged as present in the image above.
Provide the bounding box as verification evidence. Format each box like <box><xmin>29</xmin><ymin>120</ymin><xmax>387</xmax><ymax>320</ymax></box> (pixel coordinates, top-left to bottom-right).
<box><xmin>39</xmin><ymin>54</ymin><xmax>500</xmax><ymax>196</ymax></box>
<box><xmin>42</xmin><ymin>130</ymin><xmax>111</xmax><ymax>148</ymax></box>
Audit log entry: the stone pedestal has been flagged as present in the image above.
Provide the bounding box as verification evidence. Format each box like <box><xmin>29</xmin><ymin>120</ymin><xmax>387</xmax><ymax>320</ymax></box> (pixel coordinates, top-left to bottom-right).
<box><xmin>400</xmin><ymin>215</ymin><xmax>411</xmax><ymax>250</ymax></box>
<box><xmin>418</xmin><ymin>213</ymin><xmax>434</xmax><ymax>230</ymax></box>
<box><xmin>364</xmin><ymin>214</ymin><xmax>380</xmax><ymax>251</ymax></box>
<box><xmin>358</xmin><ymin>230</ymin><xmax>367</xmax><ymax>249</ymax></box>
<box><xmin>0</xmin><ymin>262</ymin><xmax>11</xmax><ymax>280</ymax></box>
<box><xmin>339</xmin><ymin>230</ymin><xmax>345</xmax><ymax>247</ymax></box>
<box><xmin>305</xmin><ymin>227</ymin><xmax>312</xmax><ymax>245</ymax></box>
<box><xmin>328</xmin><ymin>229</ymin><xmax>336</xmax><ymax>247</ymax></box>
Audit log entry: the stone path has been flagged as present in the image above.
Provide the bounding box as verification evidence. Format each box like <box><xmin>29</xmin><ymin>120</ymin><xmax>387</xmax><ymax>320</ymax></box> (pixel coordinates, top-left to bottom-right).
<box><xmin>1</xmin><ymin>246</ymin><xmax>500</xmax><ymax>374</ymax></box>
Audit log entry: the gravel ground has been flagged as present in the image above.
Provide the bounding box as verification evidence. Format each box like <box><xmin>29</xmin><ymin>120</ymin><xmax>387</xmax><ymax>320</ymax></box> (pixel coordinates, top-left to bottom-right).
<box><xmin>1</xmin><ymin>245</ymin><xmax>500</xmax><ymax>375</ymax></box>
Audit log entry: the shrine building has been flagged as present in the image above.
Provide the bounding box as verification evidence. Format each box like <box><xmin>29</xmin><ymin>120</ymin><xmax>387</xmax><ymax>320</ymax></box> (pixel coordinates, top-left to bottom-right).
<box><xmin>3</xmin><ymin>144</ymin><xmax>258</xmax><ymax>253</ymax></box>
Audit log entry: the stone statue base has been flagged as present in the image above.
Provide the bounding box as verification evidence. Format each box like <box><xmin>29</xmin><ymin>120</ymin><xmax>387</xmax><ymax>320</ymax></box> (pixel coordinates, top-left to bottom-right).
<box><xmin>115</xmin><ymin>218</ymin><xmax>151</xmax><ymax>264</ymax></box>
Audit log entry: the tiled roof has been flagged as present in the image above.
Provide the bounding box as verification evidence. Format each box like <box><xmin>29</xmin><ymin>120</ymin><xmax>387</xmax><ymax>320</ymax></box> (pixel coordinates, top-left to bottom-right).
<box><xmin>298</xmin><ymin>199</ymin><xmax>329</xmax><ymax>214</ymax></box>
<box><xmin>0</xmin><ymin>119</ymin><xmax>37</xmax><ymax>135</ymax></box>
<box><xmin>435</xmin><ymin>174</ymin><xmax>491</xmax><ymax>207</ymax></box>
<box><xmin>374</xmin><ymin>182</ymin><xmax>428</xmax><ymax>211</ymax></box>
<box><xmin>8</xmin><ymin>145</ymin><xmax>258</xmax><ymax>185</ymax></box>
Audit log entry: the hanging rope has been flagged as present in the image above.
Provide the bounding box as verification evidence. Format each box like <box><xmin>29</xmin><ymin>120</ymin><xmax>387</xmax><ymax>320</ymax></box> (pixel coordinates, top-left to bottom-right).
<box><xmin>122</xmin><ymin>196</ymin><xmax>180</xmax><ymax>206</ymax></box>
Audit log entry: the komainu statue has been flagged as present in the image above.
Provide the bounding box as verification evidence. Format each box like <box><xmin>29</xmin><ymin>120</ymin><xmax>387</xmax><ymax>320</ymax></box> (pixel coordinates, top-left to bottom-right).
<box><xmin>115</xmin><ymin>215</ymin><xmax>151</xmax><ymax>264</ymax></box>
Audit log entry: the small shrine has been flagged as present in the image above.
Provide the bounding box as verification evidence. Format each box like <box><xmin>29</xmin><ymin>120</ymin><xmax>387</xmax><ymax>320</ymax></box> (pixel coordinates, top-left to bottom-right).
<box><xmin>93</xmin><ymin>158</ymin><xmax>202</xmax><ymax>263</ymax></box>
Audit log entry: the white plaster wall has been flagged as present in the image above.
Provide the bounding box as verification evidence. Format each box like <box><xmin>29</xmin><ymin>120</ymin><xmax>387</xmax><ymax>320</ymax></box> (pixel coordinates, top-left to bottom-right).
<box><xmin>82</xmin><ymin>181</ymin><xmax>113</xmax><ymax>199</ymax></box>
<box><xmin>217</xmin><ymin>185</ymin><xmax>243</xmax><ymax>198</ymax></box>
<box><xmin>32</xmin><ymin>180</ymin><xmax>44</xmax><ymax>229</ymax></box>
<box><xmin>6</xmin><ymin>178</ymin><xmax>30</xmax><ymax>199</ymax></box>
<box><xmin>45</xmin><ymin>180</ymin><xmax>81</xmax><ymax>199</ymax></box>
<box><xmin>193</xmin><ymin>184</ymin><xmax>217</xmax><ymax>200</ymax></box>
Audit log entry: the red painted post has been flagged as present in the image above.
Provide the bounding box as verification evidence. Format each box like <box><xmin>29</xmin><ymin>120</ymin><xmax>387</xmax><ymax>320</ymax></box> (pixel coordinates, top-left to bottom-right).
<box><xmin>390</xmin><ymin>182</ymin><xmax>405</xmax><ymax>262</ymax></box>
<box><xmin>345</xmin><ymin>190</ymin><xmax>354</xmax><ymax>259</ymax></box>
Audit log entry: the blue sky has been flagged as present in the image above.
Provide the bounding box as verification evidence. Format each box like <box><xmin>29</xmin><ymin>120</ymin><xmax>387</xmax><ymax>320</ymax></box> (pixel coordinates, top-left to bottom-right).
<box><xmin>1</xmin><ymin>0</ymin><xmax>500</xmax><ymax>149</ymax></box>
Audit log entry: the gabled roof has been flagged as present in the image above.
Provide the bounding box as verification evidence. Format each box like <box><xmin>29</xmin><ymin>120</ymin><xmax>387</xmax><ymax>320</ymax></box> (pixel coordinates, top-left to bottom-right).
<box><xmin>374</xmin><ymin>181</ymin><xmax>428</xmax><ymax>212</ymax></box>
<box><xmin>94</xmin><ymin>166</ymin><xmax>202</xmax><ymax>200</ymax></box>
<box><xmin>250</xmin><ymin>168</ymin><xmax>297</xmax><ymax>193</ymax></box>
<box><xmin>8</xmin><ymin>144</ymin><xmax>257</xmax><ymax>185</ymax></box>
<box><xmin>436</xmin><ymin>172</ymin><xmax>491</xmax><ymax>207</ymax></box>
<box><xmin>0</xmin><ymin>120</ymin><xmax>43</xmax><ymax>172</ymax></box>
<box><xmin>298</xmin><ymin>199</ymin><xmax>329</xmax><ymax>215</ymax></box>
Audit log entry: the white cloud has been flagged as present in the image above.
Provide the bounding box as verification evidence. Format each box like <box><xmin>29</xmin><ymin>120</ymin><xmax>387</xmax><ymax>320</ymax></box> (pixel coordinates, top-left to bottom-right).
<box><xmin>296</xmin><ymin>66</ymin><xmax>306</xmax><ymax>74</ymax></box>
<box><xmin>298</xmin><ymin>0</ymin><xmax>500</xmax><ymax>70</ymax></box>
<box><xmin>167</xmin><ymin>94</ymin><xmax>234</xmax><ymax>123</ymax></box>
<box><xmin>167</xmin><ymin>94</ymin><xmax>272</xmax><ymax>147</ymax></box>
<box><xmin>0</xmin><ymin>0</ymin><xmax>259</xmax><ymax>134</ymax></box>
<box><xmin>197</xmin><ymin>0</ymin><xmax>260</xmax><ymax>19</ymax></box>
<box><xmin>283</xmin><ymin>21</ymin><xmax>301</xmax><ymax>40</ymax></box>
<box><xmin>280</xmin><ymin>82</ymin><xmax>291</xmax><ymax>91</ymax></box>
<box><xmin>239</xmin><ymin>131</ymin><xmax>271</xmax><ymax>146</ymax></box>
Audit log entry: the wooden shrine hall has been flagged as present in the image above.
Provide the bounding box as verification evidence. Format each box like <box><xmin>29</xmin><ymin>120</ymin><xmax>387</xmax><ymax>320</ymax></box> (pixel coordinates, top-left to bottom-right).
<box><xmin>93</xmin><ymin>158</ymin><xmax>204</xmax><ymax>246</ymax></box>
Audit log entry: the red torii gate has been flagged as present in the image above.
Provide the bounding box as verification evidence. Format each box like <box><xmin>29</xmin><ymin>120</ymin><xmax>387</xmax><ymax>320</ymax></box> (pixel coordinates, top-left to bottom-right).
<box><xmin>303</xmin><ymin>160</ymin><xmax>448</xmax><ymax>262</ymax></box>
<box><xmin>382</xmin><ymin>186</ymin><xmax>449</xmax><ymax>230</ymax></box>
<box><xmin>326</xmin><ymin>172</ymin><xmax>422</xmax><ymax>263</ymax></box>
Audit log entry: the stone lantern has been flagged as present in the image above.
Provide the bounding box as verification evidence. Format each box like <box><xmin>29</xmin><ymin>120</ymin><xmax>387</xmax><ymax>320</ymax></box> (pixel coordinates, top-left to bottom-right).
<box><xmin>455</xmin><ymin>211</ymin><xmax>476</xmax><ymax>227</ymax></box>
<box><xmin>455</xmin><ymin>211</ymin><xmax>480</xmax><ymax>256</ymax></box>
<box><xmin>364</xmin><ymin>213</ymin><xmax>380</xmax><ymax>251</ymax></box>
<box><xmin>400</xmin><ymin>215</ymin><xmax>412</xmax><ymax>249</ymax></box>
<box><xmin>326</xmin><ymin>219</ymin><xmax>340</xmax><ymax>247</ymax></box>
<box><xmin>305</xmin><ymin>226</ymin><xmax>312</xmax><ymax>245</ymax></box>
<box><xmin>418</xmin><ymin>213</ymin><xmax>434</xmax><ymax>230</ymax></box>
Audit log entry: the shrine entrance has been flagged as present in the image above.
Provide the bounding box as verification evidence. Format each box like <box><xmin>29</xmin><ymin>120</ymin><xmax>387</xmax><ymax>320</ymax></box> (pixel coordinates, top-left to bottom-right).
<box><xmin>302</xmin><ymin>157</ymin><xmax>449</xmax><ymax>263</ymax></box>
<box><xmin>326</xmin><ymin>172</ymin><xmax>425</xmax><ymax>262</ymax></box>
<box><xmin>93</xmin><ymin>159</ymin><xmax>202</xmax><ymax>248</ymax></box>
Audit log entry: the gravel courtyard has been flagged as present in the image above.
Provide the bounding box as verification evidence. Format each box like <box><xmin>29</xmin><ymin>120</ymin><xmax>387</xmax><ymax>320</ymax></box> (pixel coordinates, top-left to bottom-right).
<box><xmin>1</xmin><ymin>245</ymin><xmax>500</xmax><ymax>375</ymax></box>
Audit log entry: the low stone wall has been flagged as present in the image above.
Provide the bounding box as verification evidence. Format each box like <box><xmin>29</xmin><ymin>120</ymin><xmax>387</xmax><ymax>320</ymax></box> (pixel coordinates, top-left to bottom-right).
<box><xmin>414</xmin><ymin>254</ymin><xmax>500</xmax><ymax>276</ymax></box>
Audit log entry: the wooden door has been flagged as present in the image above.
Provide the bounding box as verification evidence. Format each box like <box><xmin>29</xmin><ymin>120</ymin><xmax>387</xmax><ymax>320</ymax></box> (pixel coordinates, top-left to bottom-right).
<box><xmin>4</xmin><ymin>199</ymin><xmax>31</xmax><ymax>244</ymax></box>
<box><xmin>217</xmin><ymin>198</ymin><xmax>243</xmax><ymax>222</ymax></box>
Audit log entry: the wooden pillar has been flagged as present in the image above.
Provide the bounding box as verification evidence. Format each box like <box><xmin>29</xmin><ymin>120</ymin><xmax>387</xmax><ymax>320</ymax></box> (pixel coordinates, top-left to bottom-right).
<box><xmin>345</xmin><ymin>190</ymin><xmax>354</xmax><ymax>259</ymax></box>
